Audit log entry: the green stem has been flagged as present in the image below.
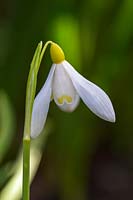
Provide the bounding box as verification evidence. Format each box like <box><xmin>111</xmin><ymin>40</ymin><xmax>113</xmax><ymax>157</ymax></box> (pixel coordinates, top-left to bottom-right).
<box><xmin>39</xmin><ymin>40</ymin><xmax>52</xmax><ymax>64</ymax></box>
<box><xmin>23</xmin><ymin>42</ymin><xmax>42</xmax><ymax>200</ymax></box>
<box><xmin>23</xmin><ymin>137</ymin><xmax>30</xmax><ymax>200</ymax></box>
<box><xmin>22</xmin><ymin>41</ymin><xmax>53</xmax><ymax>200</ymax></box>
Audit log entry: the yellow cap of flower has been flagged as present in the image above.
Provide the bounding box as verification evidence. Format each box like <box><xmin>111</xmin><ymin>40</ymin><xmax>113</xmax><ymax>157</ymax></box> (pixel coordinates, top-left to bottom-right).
<box><xmin>50</xmin><ymin>42</ymin><xmax>65</xmax><ymax>64</ymax></box>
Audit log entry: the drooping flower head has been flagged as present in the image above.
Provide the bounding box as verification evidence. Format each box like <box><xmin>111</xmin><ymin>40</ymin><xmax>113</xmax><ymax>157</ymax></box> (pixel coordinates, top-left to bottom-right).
<box><xmin>31</xmin><ymin>42</ymin><xmax>115</xmax><ymax>138</ymax></box>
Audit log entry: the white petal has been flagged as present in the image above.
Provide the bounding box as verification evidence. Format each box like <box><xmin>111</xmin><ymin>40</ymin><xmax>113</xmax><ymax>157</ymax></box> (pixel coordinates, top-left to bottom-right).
<box><xmin>52</xmin><ymin>62</ymin><xmax>79</xmax><ymax>112</ymax></box>
<box><xmin>31</xmin><ymin>64</ymin><xmax>56</xmax><ymax>138</ymax></box>
<box><xmin>57</xmin><ymin>94</ymin><xmax>80</xmax><ymax>112</ymax></box>
<box><xmin>63</xmin><ymin>61</ymin><xmax>115</xmax><ymax>122</ymax></box>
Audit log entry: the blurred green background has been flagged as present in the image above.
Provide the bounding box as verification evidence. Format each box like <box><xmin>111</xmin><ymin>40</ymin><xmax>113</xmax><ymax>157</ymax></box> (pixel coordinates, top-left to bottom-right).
<box><xmin>0</xmin><ymin>0</ymin><xmax>133</xmax><ymax>199</ymax></box>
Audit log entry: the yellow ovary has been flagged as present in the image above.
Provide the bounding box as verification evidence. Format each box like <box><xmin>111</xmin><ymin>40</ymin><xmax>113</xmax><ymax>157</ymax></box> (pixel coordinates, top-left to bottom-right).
<box><xmin>57</xmin><ymin>95</ymin><xmax>72</xmax><ymax>104</ymax></box>
<box><xmin>50</xmin><ymin>42</ymin><xmax>65</xmax><ymax>64</ymax></box>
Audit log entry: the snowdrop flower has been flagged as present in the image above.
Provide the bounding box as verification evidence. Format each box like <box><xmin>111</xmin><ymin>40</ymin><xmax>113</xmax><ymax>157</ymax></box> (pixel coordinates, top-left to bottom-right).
<box><xmin>31</xmin><ymin>42</ymin><xmax>115</xmax><ymax>138</ymax></box>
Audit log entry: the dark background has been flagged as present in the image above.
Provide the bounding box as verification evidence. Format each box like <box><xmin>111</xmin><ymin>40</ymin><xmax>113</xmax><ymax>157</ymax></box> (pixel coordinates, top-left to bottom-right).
<box><xmin>0</xmin><ymin>0</ymin><xmax>133</xmax><ymax>199</ymax></box>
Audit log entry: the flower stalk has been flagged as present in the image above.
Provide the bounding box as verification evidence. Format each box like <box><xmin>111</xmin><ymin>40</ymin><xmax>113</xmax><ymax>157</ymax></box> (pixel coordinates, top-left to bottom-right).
<box><xmin>23</xmin><ymin>138</ymin><xmax>30</xmax><ymax>200</ymax></box>
<box><xmin>23</xmin><ymin>41</ymin><xmax>52</xmax><ymax>200</ymax></box>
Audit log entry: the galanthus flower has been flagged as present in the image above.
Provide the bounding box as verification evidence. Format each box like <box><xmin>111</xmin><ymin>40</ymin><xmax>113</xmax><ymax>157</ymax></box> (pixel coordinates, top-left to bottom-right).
<box><xmin>31</xmin><ymin>42</ymin><xmax>115</xmax><ymax>138</ymax></box>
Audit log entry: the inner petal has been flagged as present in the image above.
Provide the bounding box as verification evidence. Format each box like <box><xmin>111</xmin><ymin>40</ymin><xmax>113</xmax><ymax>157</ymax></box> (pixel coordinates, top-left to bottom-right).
<box><xmin>58</xmin><ymin>95</ymin><xmax>72</xmax><ymax>104</ymax></box>
<box><xmin>57</xmin><ymin>94</ymin><xmax>80</xmax><ymax>112</ymax></box>
<box><xmin>52</xmin><ymin>63</ymin><xmax>77</xmax><ymax>106</ymax></box>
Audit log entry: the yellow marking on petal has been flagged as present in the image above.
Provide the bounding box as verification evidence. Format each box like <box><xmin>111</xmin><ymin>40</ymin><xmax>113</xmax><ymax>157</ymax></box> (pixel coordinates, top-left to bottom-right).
<box><xmin>57</xmin><ymin>95</ymin><xmax>72</xmax><ymax>104</ymax></box>
<box><xmin>50</xmin><ymin>42</ymin><xmax>65</xmax><ymax>64</ymax></box>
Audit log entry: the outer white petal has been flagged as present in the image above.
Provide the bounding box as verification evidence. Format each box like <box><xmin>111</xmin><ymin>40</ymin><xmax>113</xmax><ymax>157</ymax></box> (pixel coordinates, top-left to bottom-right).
<box><xmin>31</xmin><ymin>64</ymin><xmax>56</xmax><ymax>138</ymax></box>
<box><xmin>63</xmin><ymin>61</ymin><xmax>115</xmax><ymax>122</ymax></box>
